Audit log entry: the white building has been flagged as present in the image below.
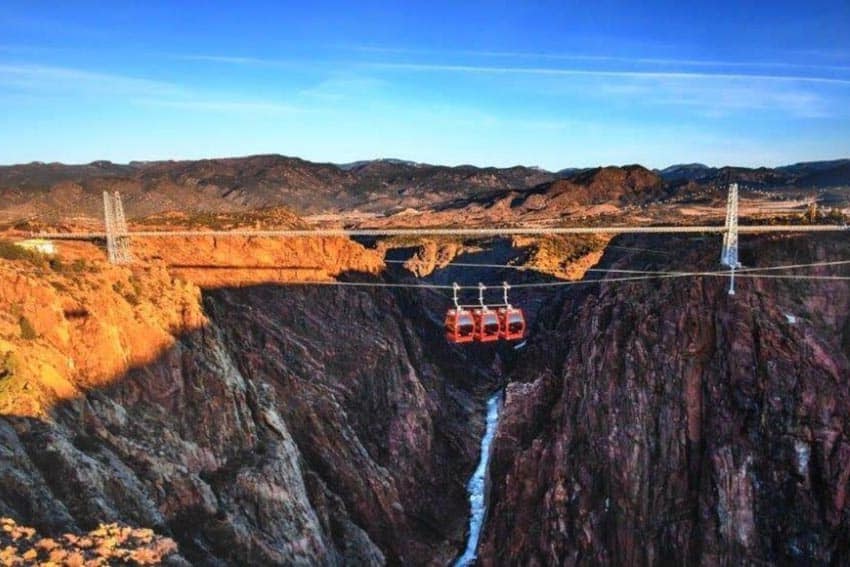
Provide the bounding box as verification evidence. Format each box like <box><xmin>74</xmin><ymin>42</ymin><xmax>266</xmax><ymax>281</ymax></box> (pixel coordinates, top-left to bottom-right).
<box><xmin>15</xmin><ymin>239</ymin><xmax>57</xmax><ymax>256</ymax></box>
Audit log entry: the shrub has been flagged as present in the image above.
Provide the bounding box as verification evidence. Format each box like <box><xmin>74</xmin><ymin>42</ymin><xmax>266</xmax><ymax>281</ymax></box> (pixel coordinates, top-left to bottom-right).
<box><xmin>71</xmin><ymin>258</ymin><xmax>87</xmax><ymax>273</ymax></box>
<box><xmin>113</xmin><ymin>280</ymin><xmax>140</xmax><ymax>306</ymax></box>
<box><xmin>0</xmin><ymin>352</ymin><xmax>17</xmax><ymax>380</ymax></box>
<box><xmin>128</xmin><ymin>275</ymin><xmax>143</xmax><ymax>297</ymax></box>
<box><xmin>19</xmin><ymin>317</ymin><xmax>37</xmax><ymax>340</ymax></box>
<box><xmin>826</xmin><ymin>208</ymin><xmax>846</xmax><ymax>224</ymax></box>
<box><xmin>72</xmin><ymin>433</ymin><xmax>100</xmax><ymax>453</ymax></box>
<box><xmin>0</xmin><ymin>240</ymin><xmax>46</xmax><ymax>267</ymax></box>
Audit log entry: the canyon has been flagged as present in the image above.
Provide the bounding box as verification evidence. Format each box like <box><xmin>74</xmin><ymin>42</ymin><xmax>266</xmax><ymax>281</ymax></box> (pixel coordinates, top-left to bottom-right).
<box><xmin>1</xmin><ymin>159</ymin><xmax>849</xmax><ymax>565</ymax></box>
<box><xmin>0</xmin><ymin>234</ymin><xmax>506</xmax><ymax>564</ymax></box>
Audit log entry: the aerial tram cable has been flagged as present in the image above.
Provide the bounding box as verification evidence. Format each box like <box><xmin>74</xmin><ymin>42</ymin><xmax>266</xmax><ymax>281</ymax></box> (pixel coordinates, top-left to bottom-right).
<box><xmin>385</xmin><ymin>258</ymin><xmax>850</xmax><ymax>278</ymax></box>
<box><xmin>268</xmin><ymin>261</ymin><xmax>850</xmax><ymax>344</ymax></box>
<box><xmin>273</xmin><ymin>268</ymin><xmax>850</xmax><ymax>291</ymax></box>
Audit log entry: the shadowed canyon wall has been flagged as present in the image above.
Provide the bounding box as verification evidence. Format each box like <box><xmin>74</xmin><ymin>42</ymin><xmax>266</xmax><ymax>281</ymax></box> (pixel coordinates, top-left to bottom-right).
<box><xmin>0</xmin><ymin>249</ymin><xmax>499</xmax><ymax>564</ymax></box>
<box><xmin>480</xmin><ymin>234</ymin><xmax>850</xmax><ymax>565</ymax></box>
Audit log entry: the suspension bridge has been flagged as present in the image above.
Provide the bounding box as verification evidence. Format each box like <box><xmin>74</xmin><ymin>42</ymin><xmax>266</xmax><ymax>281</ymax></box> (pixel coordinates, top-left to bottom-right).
<box><xmin>34</xmin><ymin>184</ymin><xmax>849</xmax><ymax>295</ymax></box>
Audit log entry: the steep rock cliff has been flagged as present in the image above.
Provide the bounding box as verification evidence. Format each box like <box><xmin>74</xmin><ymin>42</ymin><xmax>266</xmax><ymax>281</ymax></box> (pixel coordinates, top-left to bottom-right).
<box><xmin>0</xmin><ymin>241</ymin><xmax>495</xmax><ymax>564</ymax></box>
<box><xmin>200</xmin><ymin>283</ymin><xmax>497</xmax><ymax>564</ymax></box>
<box><xmin>480</xmin><ymin>234</ymin><xmax>850</xmax><ymax>565</ymax></box>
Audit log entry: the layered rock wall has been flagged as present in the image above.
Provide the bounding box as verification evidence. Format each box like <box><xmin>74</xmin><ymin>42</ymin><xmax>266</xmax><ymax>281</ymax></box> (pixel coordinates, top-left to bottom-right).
<box><xmin>480</xmin><ymin>234</ymin><xmax>850</xmax><ymax>565</ymax></box>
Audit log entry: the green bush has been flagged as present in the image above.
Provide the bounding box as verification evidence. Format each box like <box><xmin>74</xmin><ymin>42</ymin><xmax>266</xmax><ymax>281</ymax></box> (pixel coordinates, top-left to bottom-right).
<box><xmin>19</xmin><ymin>317</ymin><xmax>37</xmax><ymax>340</ymax></box>
<box><xmin>128</xmin><ymin>275</ymin><xmax>143</xmax><ymax>297</ymax></box>
<box><xmin>71</xmin><ymin>258</ymin><xmax>87</xmax><ymax>273</ymax></box>
<box><xmin>113</xmin><ymin>280</ymin><xmax>140</xmax><ymax>306</ymax></box>
<box><xmin>0</xmin><ymin>352</ymin><xmax>17</xmax><ymax>380</ymax></box>
<box><xmin>0</xmin><ymin>240</ymin><xmax>46</xmax><ymax>267</ymax></box>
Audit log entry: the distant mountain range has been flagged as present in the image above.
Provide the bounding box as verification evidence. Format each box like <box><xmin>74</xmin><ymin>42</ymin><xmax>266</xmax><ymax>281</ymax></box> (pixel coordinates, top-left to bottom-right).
<box><xmin>0</xmin><ymin>155</ymin><xmax>553</xmax><ymax>220</ymax></box>
<box><xmin>0</xmin><ymin>155</ymin><xmax>848</xmax><ymax>223</ymax></box>
<box><xmin>656</xmin><ymin>159</ymin><xmax>850</xmax><ymax>187</ymax></box>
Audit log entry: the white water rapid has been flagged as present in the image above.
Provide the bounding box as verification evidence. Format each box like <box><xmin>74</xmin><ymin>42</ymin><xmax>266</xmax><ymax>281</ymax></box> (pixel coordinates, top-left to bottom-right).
<box><xmin>454</xmin><ymin>392</ymin><xmax>502</xmax><ymax>566</ymax></box>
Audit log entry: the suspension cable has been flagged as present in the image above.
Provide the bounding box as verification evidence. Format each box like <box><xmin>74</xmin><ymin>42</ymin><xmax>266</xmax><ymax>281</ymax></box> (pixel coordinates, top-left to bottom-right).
<box><xmin>384</xmin><ymin>258</ymin><xmax>850</xmax><ymax>278</ymax></box>
<box><xmin>274</xmin><ymin>270</ymin><xmax>850</xmax><ymax>291</ymax></box>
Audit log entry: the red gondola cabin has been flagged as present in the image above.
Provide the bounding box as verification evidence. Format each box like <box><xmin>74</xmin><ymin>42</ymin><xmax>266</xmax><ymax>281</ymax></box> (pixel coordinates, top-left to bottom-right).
<box><xmin>498</xmin><ymin>307</ymin><xmax>526</xmax><ymax>340</ymax></box>
<box><xmin>473</xmin><ymin>309</ymin><xmax>500</xmax><ymax>342</ymax></box>
<box><xmin>445</xmin><ymin>309</ymin><xmax>475</xmax><ymax>343</ymax></box>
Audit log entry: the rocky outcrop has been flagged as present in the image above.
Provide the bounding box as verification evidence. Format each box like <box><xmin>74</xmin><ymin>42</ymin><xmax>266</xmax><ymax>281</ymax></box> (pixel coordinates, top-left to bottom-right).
<box><xmin>0</xmin><ymin>254</ymin><xmax>206</xmax><ymax>418</ymax></box>
<box><xmin>135</xmin><ymin>233</ymin><xmax>384</xmax><ymax>289</ymax></box>
<box><xmin>511</xmin><ymin>235</ymin><xmax>610</xmax><ymax>281</ymax></box>
<box><xmin>479</xmin><ymin>234</ymin><xmax>850</xmax><ymax>565</ymax></box>
<box><xmin>531</xmin><ymin>165</ymin><xmax>665</xmax><ymax>208</ymax></box>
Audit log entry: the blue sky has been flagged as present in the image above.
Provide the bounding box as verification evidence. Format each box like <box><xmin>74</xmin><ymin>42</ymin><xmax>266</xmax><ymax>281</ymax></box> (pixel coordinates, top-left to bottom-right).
<box><xmin>1</xmin><ymin>1</ymin><xmax>849</xmax><ymax>169</ymax></box>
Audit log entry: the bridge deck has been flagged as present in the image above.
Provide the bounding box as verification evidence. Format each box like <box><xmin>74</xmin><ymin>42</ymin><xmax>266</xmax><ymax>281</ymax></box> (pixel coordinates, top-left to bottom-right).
<box><xmin>35</xmin><ymin>224</ymin><xmax>849</xmax><ymax>239</ymax></box>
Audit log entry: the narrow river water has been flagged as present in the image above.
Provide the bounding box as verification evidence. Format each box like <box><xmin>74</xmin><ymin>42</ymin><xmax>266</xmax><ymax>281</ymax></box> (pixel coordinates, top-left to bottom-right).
<box><xmin>454</xmin><ymin>391</ymin><xmax>502</xmax><ymax>566</ymax></box>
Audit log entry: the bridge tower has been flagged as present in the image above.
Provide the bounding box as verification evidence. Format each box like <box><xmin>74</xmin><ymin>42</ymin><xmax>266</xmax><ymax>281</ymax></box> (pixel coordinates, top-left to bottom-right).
<box><xmin>719</xmin><ymin>183</ymin><xmax>740</xmax><ymax>295</ymax></box>
<box><xmin>103</xmin><ymin>191</ymin><xmax>132</xmax><ymax>264</ymax></box>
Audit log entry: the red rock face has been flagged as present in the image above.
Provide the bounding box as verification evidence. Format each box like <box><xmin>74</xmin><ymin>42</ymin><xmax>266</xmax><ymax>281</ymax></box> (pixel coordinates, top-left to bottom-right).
<box><xmin>479</xmin><ymin>234</ymin><xmax>850</xmax><ymax>565</ymax></box>
<box><xmin>202</xmin><ymin>284</ymin><xmax>499</xmax><ymax>564</ymax></box>
<box><xmin>0</xmin><ymin>280</ymin><xmax>499</xmax><ymax>565</ymax></box>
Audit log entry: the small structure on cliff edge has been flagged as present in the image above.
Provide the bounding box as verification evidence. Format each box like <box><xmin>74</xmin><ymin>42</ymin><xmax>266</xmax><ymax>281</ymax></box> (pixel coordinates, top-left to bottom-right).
<box><xmin>14</xmin><ymin>238</ymin><xmax>56</xmax><ymax>256</ymax></box>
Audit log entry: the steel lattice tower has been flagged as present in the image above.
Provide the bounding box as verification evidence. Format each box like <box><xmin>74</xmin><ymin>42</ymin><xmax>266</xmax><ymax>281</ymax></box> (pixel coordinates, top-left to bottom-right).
<box><xmin>103</xmin><ymin>191</ymin><xmax>133</xmax><ymax>264</ymax></box>
<box><xmin>719</xmin><ymin>183</ymin><xmax>740</xmax><ymax>295</ymax></box>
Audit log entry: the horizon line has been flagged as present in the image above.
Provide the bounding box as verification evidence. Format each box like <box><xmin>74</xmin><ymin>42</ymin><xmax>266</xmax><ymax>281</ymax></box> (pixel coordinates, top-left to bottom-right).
<box><xmin>2</xmin><ymin>152</ymin><xmax>848</xmax><ymax>172</ymax></box>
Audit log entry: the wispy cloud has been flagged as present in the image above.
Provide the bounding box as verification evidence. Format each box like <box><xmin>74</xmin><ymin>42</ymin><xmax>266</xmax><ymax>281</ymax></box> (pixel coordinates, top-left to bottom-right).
<box><xmin>171</xmin><ymin>54</ymin><xmax>275</xmax><ymax>65</ymax></box>
<box><xmin>349</xmin><ymin>45</ymin><xmax>850</xmax><ymax>73</ymax></box>
<box><xmin>168</xmin><ymin>53</ymin><xmax>308</xmax><ymax>71</ymax></box>
<box><xmin>364</xmin><ymin>61</ymin><xmax>850</xmax><ymax>86</ymax></box>
<box><xmin>0</xmin><ymin>63</ymin><xmax>185</xmax><ymax>96</ymax></box>
<box><xmin>134</xmin><ymin>98</ymin><xmax>303</xmax><ymax>114</ymax></box>
<box><xmin>357</xmin><ymin>60</ymin><xmax>847</xmax><ymax>118</ymax></box>
<box><xmin>176</xmin><ymin>45</ymin><xmax>850</xmax><ymax>75</ymax></box>
<box><xmin>297</xmin><ymin>76</ymin><xmax>388</xmax><ymax>102</ymax></box>
<box><xmin>170</xmin><ymin>49</ymin><xmax>850</xmax><ymax>88</ymax></box>
<box><xmin>651</xmin><ymin>83</ymin><xmax>829</xmax><ymax>118</ymax></box>
<box><xmin>162</xmin><ymin>50</ymin><xmax>847</xmax><ymax>118</ymax></box>
<box><xmin>0</xmin><ymin>62</ymin><xmax>306</xmax><ymax>116</ymax></box>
